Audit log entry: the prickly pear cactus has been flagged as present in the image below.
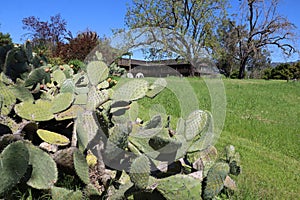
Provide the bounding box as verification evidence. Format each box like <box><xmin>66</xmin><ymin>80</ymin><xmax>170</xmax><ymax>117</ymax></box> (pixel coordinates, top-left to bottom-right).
<box><xmin>26</xmin><ymin>143</ymin><xmax>58</xmax><ymax>189</ymax></box>
<box><xmin>36</xmin><ymin>129</ymin><xmax>70</xmax><ymax>146</ymax></box>
<box><xmin>14</xmin><ymin>99</ymin><xmax>54</xmax><ymax>121</ymax></box>
<box><xmin>129</xmin><ymin>154</ymin><xmax>151</xmax><ymax>189</ymax></box>
<box><xmin>203</xmin><ymin>162</ymin><xmax>230</xmax><ymax>199</ymax></box>
<box><xmin>73</xmin><ymin>149</ymin><xmax>89</xmax><ymax>184</ymax></box>
<box><xmin>0</xmin><ymin>141</ymin><xmax>29</xmax><ymax>196</ymax></box>
<box><xmin>0</xmin><ymin>82</ymin><xmax>16</xmax><ymax>115</ymax></box>
<box><xmin>156</xmin><ymin>174</ymin><xmax>202</xmax><ymax>200</ymax></box>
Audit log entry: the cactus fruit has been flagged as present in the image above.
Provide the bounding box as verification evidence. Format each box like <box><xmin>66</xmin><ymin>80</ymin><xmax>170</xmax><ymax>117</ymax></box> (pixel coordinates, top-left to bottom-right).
<box><xmin>87</xmin><ymin>60</ymin><xmax>109</xmax><ymax>86</ymax></box>
<box><xmin>156</xmin><ymin>174</ymin><xmax>202</xmax><ymax>200</ymax></box>
<box><xmin>86</xmin><ymin>150</ymin><xmax>97</xmax><ymax>167</ymax></box>
<box><xmin>0</xmin><ymin>82</ymin><xmax>16</xmax><ymax>115</ymax></box>
<box><xmin>129</xmin><ymin>154</ymin><xmax>151</xmax><ymax>189</ymax></box>
<box><xmin>0</xmin><ymin>141</ymin><xmax>29</xmax><ymax>196</ymax></box>
<box><xmin>146</xmin><ymin>78</ymin><xmax>167</xmax><ymax>98</ymax></box>
<box><xmin>112</xmin><ymin>79</ymin><xmax>149</xmax><ymax>101</ymax></box>
<box><xmin>26</xmin><ymin>143</ymin><xmax>58</xmax><ymax>189</ymax></box>
<box><xmin>203</xmin><ymin>162</ymin><xmax>230</xmax><ymax>199</ymax></box>
<box><xmin>36</xmin><ymin>129</ymin><xmax>70</xmax><ymax>146</ymax></box>
<box><xmin>50</xmin><ymin>92</ymin><xmax>74</xmax><ymax>114</ymax></box>
<box><xmin>14</xmin><ymin>99</ymin><xmax>54</xmax><ymax>121</ymax></box>
<box><xmin>73</xmin><ymin>149</ymin><xmax>89</xmax><ymax>184</ymax></box>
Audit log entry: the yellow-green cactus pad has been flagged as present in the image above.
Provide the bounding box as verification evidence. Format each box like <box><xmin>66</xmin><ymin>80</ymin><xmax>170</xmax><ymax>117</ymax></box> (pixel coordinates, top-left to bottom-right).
<box><xmin>37</xmin><ymin>129</ymin><xmax>70</xmax><ymax>146</ymax></box>
<box><xmin>51</xmin><ymin>92</ymin><xmax>74</xmax><ymax>114</ymax></box>
<box><xmin>14</xmin><ymin>99</ymin><xmax>54</xmax><ymax>121</ymax></box>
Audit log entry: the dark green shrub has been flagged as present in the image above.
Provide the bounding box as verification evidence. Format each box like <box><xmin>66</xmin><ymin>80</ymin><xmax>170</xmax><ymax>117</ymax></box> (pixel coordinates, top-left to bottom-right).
<box><xmin>68</xmin><ymin>59</ymin><xmax>86</xmax><ymax>73</ymax></box>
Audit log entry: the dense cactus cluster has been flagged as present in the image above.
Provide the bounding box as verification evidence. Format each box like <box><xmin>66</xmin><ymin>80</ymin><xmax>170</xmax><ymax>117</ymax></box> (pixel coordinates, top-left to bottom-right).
<box><xmin>0</xmin><ymin>41</ymin><xmax>241</xmax><ymax>199</ymax></box>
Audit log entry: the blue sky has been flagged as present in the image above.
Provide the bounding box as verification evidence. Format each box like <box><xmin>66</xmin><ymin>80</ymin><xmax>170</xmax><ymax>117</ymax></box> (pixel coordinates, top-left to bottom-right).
<box><xmin>0</xmin><ymin>0</ymin><xmax>299</xmax><ymax>62</ymax></box>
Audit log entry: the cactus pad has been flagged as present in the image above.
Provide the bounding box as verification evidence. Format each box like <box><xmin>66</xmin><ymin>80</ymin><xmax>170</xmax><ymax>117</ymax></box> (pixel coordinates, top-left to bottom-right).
<box><xmin>60</xmin><ymin>79</ymin><xmax>75</xmax><ymax>93</ymax></box>
<box><xmin>184</xmin><ymin>110</ymin><xmax>208</xmax><ymax>141</ymax></box>
<box><xmin>51</xmin><ymin>147</ymin><xmax>76</xmax><ymax>169</ymax></box>
<box><xmin>129</xmin><ymin>154</ymin><xmax>151</xmax><ymax>189</ymax></box>
<box><xmin>86</xmin><ymin>86</ymin><xmax>109</xmax><ymax>111</ymax></box>
<box><xmin>0</xmin><ymin>82</ymin><xmax>16</xmax><ymax>115</ymax></box>
<box><xmin>146</xmin><ymin>78</ymin><xmax>167</xmax><ymax>98</ymax></box>
<box><xmin>52</xmin><ymin>69</ymin><xmax>66</xmax><ymax>86</ymax></box>
<box><xmin>203</xmin><ymin>162</ymin><xmax>230</xmax><ymax>199</ymax></box>
<box><xmin>55</xmin><ymin>105</ymin><xmax>84</xmax><ymax>121</ymax></box>
<box><xmin>14</xmin><ymin>99</ymin><xmax>54</xmax><ymax>121</ymax></box>
<box><xmin>26</xmin><ymin>143</ymin><xmax>58</xmax><ymax>189</ymax></box>
<box><xmin>156</xmin><ymin>174</ymin><xmax>202</xmax><ymax>200</ymax></box>
<box><xmin>9</xmin><ymin>85</ymin><xmax>33</xmax><ymax>102</ymax></box>
<box><xmin>87</xmin><ymin>60</ymin><xmax>109</xmax><ymax>86</ymax></box>
<box><xmin>51</xmin><ymin>187</ymin><xmax>83</xmax><ymax>200</ymax></box>
<box><xmin>50</xmin><ymin>92</ymin><xmax>74</xmax><ymax>114</ymax></box>
<box><xmin>37</xmin><ymin>129</ymin><xmax>70</xmax><ymax>146</ymax></box>
<box><xmin>0</xmin><ymin>141</ymin><xmax>29</xmax><ymax>195</ymax></box>
<box><xmin>112</xmin><ymin>79</ymin><xmax>149</xmax><ymax>101</ymax></box>
<box><xmin>73</xmin><ymin>149</ymin><xmax>89</xmax><ymax>184</ymax></box>
<box><xmin>24</xmin><ymin>67</ymin><xmax>51</xmax><ymax>87</ymax></box>
<box><xmin>76</xmin><ymin>111</ymin><xmax>100</xmax><ymax>150</ymax></box>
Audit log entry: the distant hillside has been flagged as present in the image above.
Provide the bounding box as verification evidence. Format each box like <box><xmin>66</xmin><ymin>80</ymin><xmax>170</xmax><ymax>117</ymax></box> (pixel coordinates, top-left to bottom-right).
<box><xmin>271</xmin><ymin>60</ymin><xmax>300</xmax><ymax>68</ymax></box>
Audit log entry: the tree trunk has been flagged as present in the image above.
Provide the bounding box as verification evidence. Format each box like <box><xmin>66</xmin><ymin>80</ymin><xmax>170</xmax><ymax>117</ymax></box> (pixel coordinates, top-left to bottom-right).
<box><xmin>238</xmin><ymin>58</ymin><xmax>248</xmax><ymax>79</ymax></box>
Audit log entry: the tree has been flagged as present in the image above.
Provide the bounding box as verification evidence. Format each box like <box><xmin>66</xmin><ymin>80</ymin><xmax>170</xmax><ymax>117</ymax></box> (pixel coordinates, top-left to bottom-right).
<box><xmin>22</xmin><ymin>14</ymin><xmax>68</xmax><ymax>52</ymax></box>
<box><xmin>124</xmin><ymin>0</ymin><xmax>228</xmax><ymax>74</ymax></box>
<box><xmin>54</xmin><ymin>30</ymin><xmax>99</xmax><ymax>62</ymax></box>
<box><xmin>229</xmin><ymin>0</ymin><xmax>297</xmax><ymax>79</ymax></box>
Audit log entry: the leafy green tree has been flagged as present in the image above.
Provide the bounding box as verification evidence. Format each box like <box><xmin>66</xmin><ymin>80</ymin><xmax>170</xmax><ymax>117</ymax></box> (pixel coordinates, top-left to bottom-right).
<box><xmin>124</xmin><ymin>0</ymin><xmax>228</xmax><ymax>74</ymax></box>
<box><xmin>0</xmin><ymin>32</ymin><xmax>13</xmax><ymax>71</ymax></box>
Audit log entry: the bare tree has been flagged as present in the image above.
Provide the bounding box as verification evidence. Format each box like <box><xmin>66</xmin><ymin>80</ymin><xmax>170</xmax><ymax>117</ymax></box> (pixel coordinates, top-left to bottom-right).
<box><xmin>231</xmin><ymin>0</ymin><xmax>297</xmax><ymax>79</ymax></box>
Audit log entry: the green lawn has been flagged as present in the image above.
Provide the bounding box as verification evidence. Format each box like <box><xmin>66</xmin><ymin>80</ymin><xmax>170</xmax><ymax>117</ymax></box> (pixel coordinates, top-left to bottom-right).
<box><xmin>134</xmin><ymin>77</ymin><xmax>300</xmax><ymax>199</ymax></box>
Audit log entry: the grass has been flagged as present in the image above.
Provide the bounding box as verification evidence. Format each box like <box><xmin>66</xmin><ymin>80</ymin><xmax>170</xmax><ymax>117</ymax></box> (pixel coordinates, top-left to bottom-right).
<box><xmin>129</xmin><ymin>77</ymin><xmax>300</xmax><ymax>199</ymax></box>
